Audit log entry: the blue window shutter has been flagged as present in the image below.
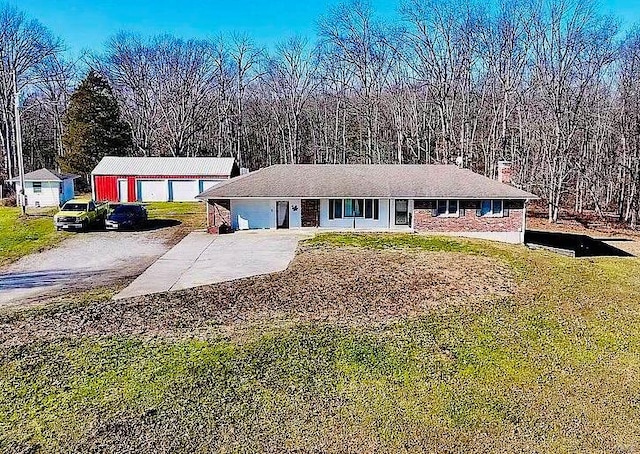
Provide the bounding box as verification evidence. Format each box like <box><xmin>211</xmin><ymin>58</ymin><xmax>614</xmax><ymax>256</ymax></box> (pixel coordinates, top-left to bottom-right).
<box><xmin>136</xmin><ymin>180</ymin><xmax>142</xmax><ymax>201</ymax></box>
<box><xmin>168</xmin><ymin>181</ymin><xmax>174</xmax><ymax>202</ymax></box>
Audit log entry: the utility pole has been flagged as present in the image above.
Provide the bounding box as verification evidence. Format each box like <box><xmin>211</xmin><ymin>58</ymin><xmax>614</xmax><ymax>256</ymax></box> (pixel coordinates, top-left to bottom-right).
<box><xmin>13</xmin><ymin>69</ymin><xmax>26</xmax><ymax>215</ymax></box>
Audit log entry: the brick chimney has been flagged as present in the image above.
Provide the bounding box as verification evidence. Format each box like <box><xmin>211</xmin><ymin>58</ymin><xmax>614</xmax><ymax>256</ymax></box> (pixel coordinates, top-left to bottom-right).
<box><xmin>497</xmin><ymin>161</ymin><xmax>512</xmax><ymax>185</ymax></box>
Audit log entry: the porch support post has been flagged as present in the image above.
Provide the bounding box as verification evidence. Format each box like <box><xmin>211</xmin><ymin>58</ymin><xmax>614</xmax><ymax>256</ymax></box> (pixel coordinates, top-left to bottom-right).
<box><xmin>410</xmin><ymin>199</ymin><xmax>415</xmax><ymax>231</ymax></box>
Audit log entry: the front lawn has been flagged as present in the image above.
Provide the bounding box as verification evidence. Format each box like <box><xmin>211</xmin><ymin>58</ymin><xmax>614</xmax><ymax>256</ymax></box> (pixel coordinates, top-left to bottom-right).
<box><xmin>0</xmin><ymin>207</ymin><xmax>63</xmax><ymax>266</ymax></box>
<box><xmin>0</xmin><ymin>233</ymin><xmax>639</xmax><ymax>452</ymax></box>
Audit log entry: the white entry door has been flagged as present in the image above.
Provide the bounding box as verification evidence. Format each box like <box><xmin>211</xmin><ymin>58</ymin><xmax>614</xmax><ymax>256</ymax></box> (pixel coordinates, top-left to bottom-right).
<box><xmin>169</xmin><ymin>180</ymin><xmax>199</xmax><ymax>201</ymax></box>
<box><xmin>138</xmin><ymin>180</ymin><xmax>167</xmax><ymax>202</ymax></box>
<box><xmin>118</xmin><ymin>179</ymin><xmax>128</xmax><ymax>202</ymax></box>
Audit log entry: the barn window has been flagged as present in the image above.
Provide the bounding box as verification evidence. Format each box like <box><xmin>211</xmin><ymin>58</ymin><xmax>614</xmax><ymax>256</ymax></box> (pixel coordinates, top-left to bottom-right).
<box><xmin>32</xmin><ymin>182</ymin><xmax>42</xmax><ymax>193</ymax></box>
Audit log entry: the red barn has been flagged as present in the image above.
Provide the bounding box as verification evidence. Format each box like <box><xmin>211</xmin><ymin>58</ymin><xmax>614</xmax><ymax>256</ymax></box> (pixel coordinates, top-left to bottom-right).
<box><xmin>91</xmin><ymin>156</ymin><xmax>239</xmax><ymax>203</ymax></box>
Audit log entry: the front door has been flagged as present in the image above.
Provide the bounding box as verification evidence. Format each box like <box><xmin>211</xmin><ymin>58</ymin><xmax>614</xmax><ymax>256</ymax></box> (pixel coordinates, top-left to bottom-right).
<box><xmin>276</xmin><ymin>201</ymin><xmax>289</xmax><ymax>229</ymax></box>
<box><xmin>395</xmin><ymin>199</ymin><xmax>409</xmax><ymax>225</ymax></box>
<box><xmin>301</xmin><ymin>199</ymin><xmax>320</xmax><ymax>227</ymax></box>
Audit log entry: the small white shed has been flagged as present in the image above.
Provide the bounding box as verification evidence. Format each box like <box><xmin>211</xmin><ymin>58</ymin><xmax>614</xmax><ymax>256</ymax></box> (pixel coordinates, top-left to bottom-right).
<box><xmin>10</xmin><ymin>168</ymin><xmax>79</xmax><ymax>208</ymax></box>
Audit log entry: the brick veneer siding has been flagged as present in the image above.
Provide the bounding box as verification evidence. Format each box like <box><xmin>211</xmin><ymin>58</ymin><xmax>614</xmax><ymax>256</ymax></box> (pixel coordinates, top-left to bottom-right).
<box><xmin>413</xmin><ymin>200</ymin><xmax>524</xmax><ymax>233</ymax></box>
<box><xmin>207</xmin><ymin>199</ymin><xmax>231</xmax><ymax>233</ymax></box>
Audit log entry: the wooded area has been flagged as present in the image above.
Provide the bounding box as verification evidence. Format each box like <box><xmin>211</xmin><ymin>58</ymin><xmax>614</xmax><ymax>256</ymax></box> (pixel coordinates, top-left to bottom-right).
<box><xmin>1</xmin><ymin>0</ymin><xmax>640</xmax><ymax>225</ymax></box>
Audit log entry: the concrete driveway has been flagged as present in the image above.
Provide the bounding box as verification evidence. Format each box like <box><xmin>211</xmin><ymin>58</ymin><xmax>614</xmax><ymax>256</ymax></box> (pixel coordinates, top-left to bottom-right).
<box><xmin>115</xmin><ymin>231</ymin><xmax>309</xmax><ymax>299</ymax></box>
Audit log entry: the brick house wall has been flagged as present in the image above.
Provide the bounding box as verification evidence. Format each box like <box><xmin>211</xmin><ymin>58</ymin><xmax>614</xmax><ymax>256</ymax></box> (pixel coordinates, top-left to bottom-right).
<box><xmin>413</xmin><ymin>199</ymin><xmax>524</xmax><ymax>233</ymax></box>
<box><xmin>207</xmin><ymin>199</ymin><xmax>231</xmax><ymax>233</ymax></box>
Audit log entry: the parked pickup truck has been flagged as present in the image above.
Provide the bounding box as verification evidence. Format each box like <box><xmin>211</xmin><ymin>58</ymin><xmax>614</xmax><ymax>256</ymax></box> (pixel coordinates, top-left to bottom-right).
<box><xmin>54</xmin><ymin>199</ymin><xmax>109</xmax><ymax>231</ymax></box>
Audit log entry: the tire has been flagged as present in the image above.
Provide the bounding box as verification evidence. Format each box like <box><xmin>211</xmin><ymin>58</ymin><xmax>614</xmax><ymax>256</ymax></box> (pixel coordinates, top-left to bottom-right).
<box><xmin>81</xmin><ymin>220</ymin><xmax>89</xmax><ymax>232</ymax></box>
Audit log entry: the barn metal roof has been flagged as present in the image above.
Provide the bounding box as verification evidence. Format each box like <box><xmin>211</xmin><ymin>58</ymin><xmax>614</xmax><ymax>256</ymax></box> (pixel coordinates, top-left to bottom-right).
<box><xmin>91</xmin><ymin>156</ymin><xmax>237</xmax><ymax>177</ymax></box>
<box><xmin>197</xmin><ymin>164</ymin><xmax>538</xmax><ymax>200</ymax></box>
<box><xmin>8</xmin><ymin>168</ymin><xmax>79</xmax><ymax>182</ymax></box>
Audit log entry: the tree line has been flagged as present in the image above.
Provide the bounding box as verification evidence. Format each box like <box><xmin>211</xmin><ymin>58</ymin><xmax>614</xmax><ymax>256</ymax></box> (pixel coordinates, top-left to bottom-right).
<box><xmin>1</xmin><ymin>0</ymin><xmax>640</xmax><ymax>225</ymax></box>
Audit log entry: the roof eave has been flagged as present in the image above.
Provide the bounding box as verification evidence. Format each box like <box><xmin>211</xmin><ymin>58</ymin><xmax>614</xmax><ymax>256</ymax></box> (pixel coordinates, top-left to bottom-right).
<box><xmin>198</xmin><ymin>194</ymin><xmax>538</xmax><ymax>200</ymax></box>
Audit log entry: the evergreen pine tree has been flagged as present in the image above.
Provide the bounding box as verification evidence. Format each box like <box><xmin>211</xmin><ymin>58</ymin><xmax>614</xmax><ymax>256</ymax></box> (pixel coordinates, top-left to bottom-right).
<box><xmin>59</xmin><ymin>71</ymin><xmax>131</xmax><ymax>187</ymax></box>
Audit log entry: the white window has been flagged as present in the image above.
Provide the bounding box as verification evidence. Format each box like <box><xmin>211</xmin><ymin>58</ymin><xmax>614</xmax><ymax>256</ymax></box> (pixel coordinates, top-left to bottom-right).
<box><xmin>344</xmin><ymin>199</ymin><xmax>364</xmax><ymax>217</ymax></box>
<box><xmin>436</xmin><ymin>199</ymin><xmax>459</xmax><ymax>217</ymax></box>
<box><xmin>479</xmin><ymin>199</ymin><xmax>503</xmax><ymax>217</ymax></box>
<box><xmin>330</xmin><ymin>199</ymin><xmax>379</xmax><ymax>220</ymax></box>
<box><xmin>33</xmin><ymin>182</ymin><xmax>42</xmax><ymax>193</ymax></box>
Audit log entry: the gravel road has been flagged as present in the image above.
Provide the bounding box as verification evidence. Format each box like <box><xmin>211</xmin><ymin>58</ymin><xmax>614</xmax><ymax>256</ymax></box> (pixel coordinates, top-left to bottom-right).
<box><xmin>0</xmin><ymin>227</ymin><xmax>178</xmax><ymax>309</ymax></box>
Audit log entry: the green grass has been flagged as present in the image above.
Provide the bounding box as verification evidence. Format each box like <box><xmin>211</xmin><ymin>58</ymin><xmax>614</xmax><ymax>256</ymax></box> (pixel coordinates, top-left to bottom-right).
<box><xmin>143</xmin><ymin>201</ymin><xmax>206</xmax><ymax>228</ymax></box>
<box><xmin>1</xmin><ymin>233</ymin><xmax>640</xmax><ymax>452</ymax></box>
<box><xmin>307</xmin><ymin>231</ymin><xmax>487</xmax><ymax>252</ymax></box>
<box><xmin>0</xmin><ymin>207</ymin><xmax>64</xmax><ymax>266</ymax></box>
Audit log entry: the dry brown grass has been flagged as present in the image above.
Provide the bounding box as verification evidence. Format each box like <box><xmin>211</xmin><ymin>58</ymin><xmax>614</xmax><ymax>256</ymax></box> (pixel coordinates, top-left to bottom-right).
<box><xmin>0</xmin><ymin>245</ymin><xmax>514</xmax><ymax>346</ymax></box>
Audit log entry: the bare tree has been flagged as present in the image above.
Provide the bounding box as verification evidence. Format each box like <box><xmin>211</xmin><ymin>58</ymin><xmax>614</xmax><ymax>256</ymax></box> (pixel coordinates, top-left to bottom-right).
<box><xmin>229</xmin><ymin>35</ymin><xmax>263</xmax><ymax>167</ymax></box>
<box><xmin>0</xmin><ymin>4</ymin><xmax>62</xmax><ymax>183</ymax></box>
<box><xmin>320</xmin><ymin>0</ymin><xmax>397</xmax><ymax>163</ymax></box>
<box><xmin>260</xmin><ymin>37</ymin><xmax>319</xmax><ymax>164</ymax></box>
<box><xmin>9</xmin><ymin>0</ymin><xmax>640</xmax><ymax>228</ymax></box>
<box><xmin>528</xmin><ymin>0</ymin><xmax>617</xmax><ymax>222</ymax></box>
<box><xmin>617</xmin><ymin>28</ymin><xmax>640</xmax><ymax>227</ymax></box>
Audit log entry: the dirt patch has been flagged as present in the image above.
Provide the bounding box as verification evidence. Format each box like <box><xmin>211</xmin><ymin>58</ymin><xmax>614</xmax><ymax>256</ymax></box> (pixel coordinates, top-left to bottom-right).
<box><xmin>527</xmin><ymin>206</ymin><xmax>640</xmax><ymax>238</ymax></box>
<box><xmin>526</xmin><ymin>208</ymin><xmax>640</xmax><ymax>256</ymax></box>
<box><xmin>0</xmin><ymin>246</ymin><xmax>515</xmax><ymax>346</ymax></box>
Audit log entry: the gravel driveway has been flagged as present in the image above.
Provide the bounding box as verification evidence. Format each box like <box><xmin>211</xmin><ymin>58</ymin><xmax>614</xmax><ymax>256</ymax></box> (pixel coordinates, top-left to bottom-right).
<box><xmin>0</xmin><ymin>228</ymin><xmax>176</xmax><ymax>309</ymax></box>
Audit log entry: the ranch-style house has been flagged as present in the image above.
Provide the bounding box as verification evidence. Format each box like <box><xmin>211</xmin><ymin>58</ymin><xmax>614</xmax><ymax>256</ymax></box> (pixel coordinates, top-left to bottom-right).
<box><xmin>197</xmin><ymin>163</ymin><xmax>537</xmax><ymax>244</ymax></box>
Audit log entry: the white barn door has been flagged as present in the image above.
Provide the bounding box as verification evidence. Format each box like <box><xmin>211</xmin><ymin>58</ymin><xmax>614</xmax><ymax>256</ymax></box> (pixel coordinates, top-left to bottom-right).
<box><xmin>118</xmin><ymin>179</ymin><xmax>128</xmax><ymax>202</ymax></box>
<box><xmin>200</xmin><ymin>180</ymin><xmax>221</xmax><ymax>192</ymax></box>
<box><xmin>138</xmin><ymin>180</ymin><xmax>167</xmax><ymax>202</ymax></box>
<box><xmin>169</xmin><ymin>180</ymin><xmax>199</xmax><ymax>201</ymax></box>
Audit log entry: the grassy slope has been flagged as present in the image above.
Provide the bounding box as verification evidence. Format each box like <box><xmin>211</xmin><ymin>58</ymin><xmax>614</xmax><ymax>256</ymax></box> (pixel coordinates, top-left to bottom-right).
<box><xmin>1</xmin><ymin>234</ymin><xmax>640</xmax><ymax>452</ymax></box>
<box><xmin>0</xmin><ymin>207</ymin><xmax>63</xmax><ymax>266</ymax></box>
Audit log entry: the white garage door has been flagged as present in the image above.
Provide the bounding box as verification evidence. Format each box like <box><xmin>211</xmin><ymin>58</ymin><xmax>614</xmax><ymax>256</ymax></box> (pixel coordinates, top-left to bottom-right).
<box><xmin>138</xmin><ymin>180</ymin><xmax>168</xmax><ymax>202</ymax></box>
<box><xmin>169</xmin><ymin>180</ymin><xmax>199</xmax><ymax>202</ymax></box>
<box><xmin>200</xmin><ymin>180</ymin><xmax>222</xmax><ymax>192</ymax></box>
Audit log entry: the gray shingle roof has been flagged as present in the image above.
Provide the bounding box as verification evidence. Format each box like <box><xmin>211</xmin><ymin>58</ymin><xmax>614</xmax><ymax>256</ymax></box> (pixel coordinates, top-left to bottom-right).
<box><xmin>91</xmin><ymin>156</ymin><xmax>237</xmax><ymax>177</ymax></box>
<box><xmin>197</xmin><ymin>164</ymin><xmax>537</xmax><ymax>200</ymax></box>
<box><xmin>9</xmin><ymin>168</ymin><xmax>79</xmax><ymax>182</ymax></box>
